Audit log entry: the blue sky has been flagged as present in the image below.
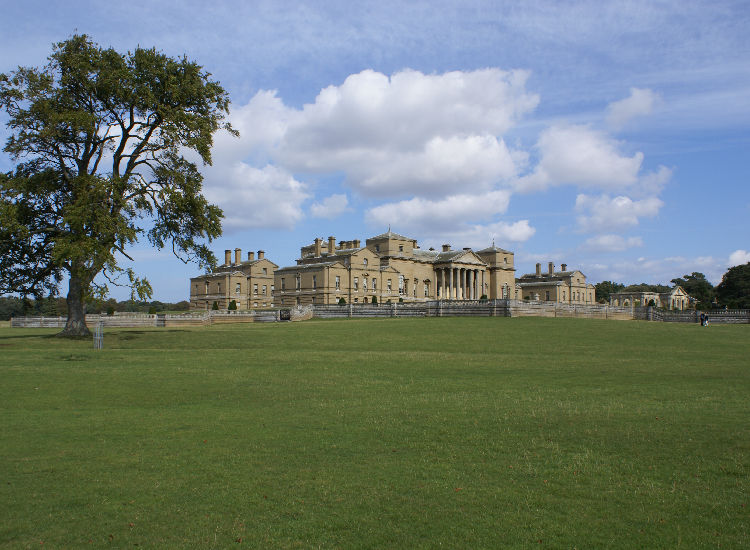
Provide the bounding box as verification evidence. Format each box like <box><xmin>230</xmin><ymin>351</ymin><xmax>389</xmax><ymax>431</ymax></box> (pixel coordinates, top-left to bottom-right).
<box><xmin>1</xmin><ymin>0</ymin><xmax>748</xmax><ymax>302</ymax></box>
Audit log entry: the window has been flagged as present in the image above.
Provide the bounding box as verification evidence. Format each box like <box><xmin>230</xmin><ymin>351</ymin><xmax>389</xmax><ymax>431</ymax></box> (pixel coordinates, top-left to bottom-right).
<box><xmin>312</xmin><ymin>275</ymin><xmax>317</xmax><ymax>289</ymax></box>
<box><xmin>217</xmin><ymin>283</ymin><xmax>221</xmax><ymax>293</ymax></box>
<box><xmin>235</xmin><ymin>283</ymin><xmax>241</xmax><ymax>295</ymax></box>
<box><xmin>262</xmin><ymin>285</ymin><xmax>267</xmax><ymax>296</ymax></box>
<box><xmin>354</xmin><ymin>277</ymin><xmax>359</xmax><ymax>291</ymax></box>
<box><xmin>372</xmin><ymin>279</ymin><xmax>377</xmax><ymax>291</ymax></box>
<box><xmin>295</xmin><ymin>275</ymin><xmax>301</xmax><ymax>290</ymax></box>
<box><xmin>262</xmin><ymin>268</ymin><xmax>267</xmax><ymax>275</ymax></box>
<box><xmin>281</xmin><ymin>278</ymin><xmax>286</xmax><ymax>290</ymax></box>
<box><xmin>363</xmin><ymin>258</ymin><xmax>368</xmax><ymax>268</ymax></box>
<box><xmin>375</xmin><ymin>244</ymin><xmax>380</xmax><ymax>252</ymax></box>
<box><xmin>545</xmin><ymin>291</ymin><xmax>550</xmax><ymax>301</ymax></box>
<box><xmin>424</xmin><ymin>283</ymin><xmax>429</xmax><ymax>297</ymax></box>
<box><xmin>271</xmin><ymin>285</ymin><xmax>274</xmax><ymax>293</ymax></box>
<box><xmin>354</xmin><ymin>298</ymin><xmax>359</xmax><ymax>303</ymax></box>
<box><xmin>504</xmin><ymin>257</ymin><xmax>508</xmax><ymax>264</ymax></box>
<box><xmin>363</xmin><ymin>278</ymin><xmax>368</xmax><ymax>291</ymax></box>
<box><xmin>205</xmin><ymin>282</ymin><xmax>209</xmax><ymax>294</ymax></box>
<box><xmin>253</xmin><ymin>284</ymin><xmax>258</xmax><ymax>295</ymax></box>
<box><xmin>398</xmin><ymin>275</ymin><xmax>404</xmax><ymax>294</ymax></box>
<box><xmin>335</xmin><ymin>275</ymin><xmax>340</xmax><ymax>290</ymax></box>
<box><xmin>398</xmin><ymin>245</ymin><xmax>404</xmax><ymax>252</ymax></box>
<box><xmin>387</xmin><ymin>279</ymin><xmax>392</xmax><ymax>291</ymax></box>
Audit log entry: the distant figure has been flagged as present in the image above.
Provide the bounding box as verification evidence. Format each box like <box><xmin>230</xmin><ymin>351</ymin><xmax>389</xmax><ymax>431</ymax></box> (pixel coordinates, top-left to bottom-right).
<box><xmin>705</xmin><ymin>314</ymin><xmax>709</xmax><ymax>327</ymax></box>
<box><xmin>700</xmin><ymin>313</ymin><xmax>706</xmax><ymax>326</ymax></box>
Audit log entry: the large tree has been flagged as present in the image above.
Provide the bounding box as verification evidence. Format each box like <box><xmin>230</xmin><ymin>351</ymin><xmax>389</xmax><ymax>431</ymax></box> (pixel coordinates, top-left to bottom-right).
<box><xmin>715</xmin><ymin>263</ymin><xmax>750</xmax><ymax>309</ymax></box>
<box><xmin>0</xmin><ymin>35</ymin><xmax>234</xmax><ymax>336</ymax></box>
<box><xmin>670</xmin><ymin>272</ymin><xmax>714</xmax><ymax>309</ymax></box>
<box><xmin>594</xmin><ymin>280</ymin><xmax>625</xmax><ymax>303</ymax></box>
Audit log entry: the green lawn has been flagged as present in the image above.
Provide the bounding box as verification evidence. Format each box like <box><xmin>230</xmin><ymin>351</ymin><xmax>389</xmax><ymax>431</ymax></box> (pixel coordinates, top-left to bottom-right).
<box><xmin>1</xmin><ymin>318</ymin><xmax>748</xmax><ymax>548</ymax></box>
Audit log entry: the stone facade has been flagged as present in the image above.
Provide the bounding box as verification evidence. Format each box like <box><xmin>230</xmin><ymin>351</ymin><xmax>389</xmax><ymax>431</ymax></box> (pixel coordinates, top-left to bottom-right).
<box><xmin>516</xmin><ymin>262</ymin><xmax>596</xmax><ymax>304</ymax></box>
<box><xmin>274</xmin><ymin>231</ymin><xmax>516</xmax><ymax>306</ymax></box>
<box><xmin>189</xmin><ymin>248</ymin><xmax>278</xmax><ymax>310</ymax></box>
<box><xmin>609</xmin><ymin>286</ymin><xmax>689</xmax><ymax>310</ymax></box>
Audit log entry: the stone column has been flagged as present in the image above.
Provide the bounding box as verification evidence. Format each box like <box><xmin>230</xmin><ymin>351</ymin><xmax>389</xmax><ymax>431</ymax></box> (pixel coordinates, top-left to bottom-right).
<box><xmin>448</xmin><ymin>267</ymin><xmax>454</xmax><ymax>300</ymax></box>
<box><xmin>459</xmin><ymin>268</ymin><xmax>465</xmax><ymax>300</ymax></box>
<box><xmin>467</xmin><ymin>270</ymin><xmax>474</xmax><ymax>300</ymax></box>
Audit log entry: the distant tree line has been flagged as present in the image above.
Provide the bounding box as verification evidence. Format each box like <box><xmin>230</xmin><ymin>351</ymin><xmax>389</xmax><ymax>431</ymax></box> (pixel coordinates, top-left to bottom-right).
<box><xmin>594</xmin><ymin>263</ymin><xmax>750</xmax><ymax>309</ymax></box>
<box><xmin>0</xmin><ymin>296</ymin><xmax>190</xmax><ymax>321</ymax></box>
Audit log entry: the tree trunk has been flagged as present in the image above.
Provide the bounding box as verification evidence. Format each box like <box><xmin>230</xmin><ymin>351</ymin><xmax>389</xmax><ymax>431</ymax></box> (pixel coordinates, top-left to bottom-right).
<box><xmin>58</xmin><ymin>273</ymin><xmax>91</xmax><ymax>337</ymax></box>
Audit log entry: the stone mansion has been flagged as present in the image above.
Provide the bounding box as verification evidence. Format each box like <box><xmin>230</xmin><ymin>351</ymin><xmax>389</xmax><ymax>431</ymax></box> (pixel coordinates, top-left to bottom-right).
<box><xmin>189</xmin><ymin>230</ymin><xmax>597</xmax><ymax>309</ymax></box>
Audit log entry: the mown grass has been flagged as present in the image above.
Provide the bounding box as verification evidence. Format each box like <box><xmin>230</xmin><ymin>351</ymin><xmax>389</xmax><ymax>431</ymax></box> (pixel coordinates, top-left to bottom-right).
<box><xmin>0</xmin><ymin>317</ymin><xmax>748</xmax><ymax>548</ymax></box>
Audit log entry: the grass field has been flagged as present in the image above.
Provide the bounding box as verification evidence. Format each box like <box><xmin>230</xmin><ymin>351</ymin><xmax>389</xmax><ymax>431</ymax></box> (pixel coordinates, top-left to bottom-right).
<box><xmin>1</xmin><ymin>317</ymin><xmax>748</xmax><ymax>548</ymax></box>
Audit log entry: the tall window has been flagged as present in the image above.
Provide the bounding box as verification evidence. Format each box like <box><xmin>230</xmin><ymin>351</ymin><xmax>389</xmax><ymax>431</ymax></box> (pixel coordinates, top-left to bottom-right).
<box><xmin>335</xmin><ymin>275</ymin><xmax>340</xmax><ymax>290</ymax></box>
<box><xmin>363</xmin><ymin>258</ymin><xmax>368</xmax><ymax>268</ymax></box>
<box><xmin>312</xmin><ymin>275</ymin><xmax>317</xmax><ymax>289</ymax></box>
<box><xmin>387</xmin><ymin>279</ymin><xmax>392</xmax><ymax>291</ymax></box>
<box><xmin>363</xmin><ymin>278</ymin><xmax>368</xmax><ymax>291</ymax></box>
<box><xmin>253</xmin><ymin>284</ymin><xmax>258</xmax><ymax>295</ymax></box>
<box><xmin>398</xmin><ymin>245</ymin><xmax>404</xmax><ymax>252</ymax></box>
<box><xmin>372</xmin><ymin>279</ymin><xmax>377</xmax><ymax>291</ymax></box>
<box><xmin>235</xmin><ymin>283</ymin><xmax>241</xmax><ymax>295</ymax></box>
<box><xmin>354</xmin><ymin>277</ymin><xmax>359</xmax><ymax>291</ymax></box>
<box><xmin>398</xmin><ymin>275</ymin><xmax>404</xmax><ymax>294</ymax></box>
<box><xmin>424</xmin><ymin>282</ymin><xmax>429</xmax><ymax>297</ymax></box>
<box><xmin>262</xmin><ymin>268</ymin><xmax>267</xmax><ymax>275</ymax></box>
<box><xmin>262</xmin><ymin>285</ymin><xmax>267</xmax><ymax>296</ymax></box>
<box><xmin>295</xmin><ymin>275</ymin><xmax>301</xmax><ymax>290</ymax></box>
<box><xmin>281</xmin><ymin>278</ymin><xmax>286</xmax><ymax>290</ymax></box>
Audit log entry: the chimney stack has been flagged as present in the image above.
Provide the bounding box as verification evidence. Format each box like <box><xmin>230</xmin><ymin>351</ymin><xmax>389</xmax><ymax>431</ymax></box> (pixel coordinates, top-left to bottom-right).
<box><xmin>548</xmin><ymin>262</ymin><xmax>554</xmax><ymax>275</ymax></box>
<box><xmin>442</xmin><ymin>244</ymin><xmax>451</xmax><ymax>252</ymax></box>
<box><xmin>224</xmin><ymin>249</ymin><xmax>231</xmax><ymax>266</ymax></box>
<box><xmin>314</xmin><ymin>238</ymin><xmax>322</xmax><ymax>257</ymax></box>
<box><xmin>248</xmin><ymin>251</ymin><xmax>255</xmax><ymax>261</ymax></box>
<box><xmin>536</xmin><ymin>263</ymin><xmax>541</xmax><ymax>276</ymax></box>
<box><xmin>235</xmin><ymin>248</ymin><xmax>241</xmax><ymax>265</ymax></box>
<box><xmin>257</xmin><ymin>250</ymin><xmax>265</xmax><ymax>260</ymax></box>
<box><xmin>353</xmin><ymin>239</ymin><xmax>361</xmax><ymax>248</ymax></box>
<box><xmin>328</xmin><ymin>236</ymin><xmax>336</xmax><ymax>254</ymax></box>
<box><xmin>561</xmin><ymin>263</ymin><xmax>567</xmax><ymax>272</ymax></box>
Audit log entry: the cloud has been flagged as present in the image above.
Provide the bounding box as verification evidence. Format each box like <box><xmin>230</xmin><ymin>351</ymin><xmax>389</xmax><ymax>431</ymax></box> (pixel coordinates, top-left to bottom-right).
<box><xmin>366</xmin><ymin>191</ymin><xmax>511</xmax><ymax>228</ymax></box>
<box><xmin>310</xmin><ymin>193</ymin><xmax>350</xmax><ymax>219</ymax></box>
<box><xmin>203</xmin><ymin>164</ymin><xmax>309</xmax><ymax>231</ymax></box>
<box><xmin>278</xmin><ymin>68</ymin><xmax>539</xmax><ymax>197</ymax></box>
<box><xmin>518</xmin><ymin>125</ymin><xmax>644</xmax><ymax>192</ymax></box>
<box><xmin>606</xmin><ymin>88</ymin><xmax>661</xmax><ymax>129</ymax></box>
<box><xmin>365</xmin><ymin>191</ymin><xmax>533</xmax><ymax>248</ymax></box>
<box><xmin>729</xmin><ymin>250</ymin><xmax>750</xmax><ymax>266</ymax></box>
<box><xmin>581</xmin><ymin>234</ymin><xmax>643</xmax><ymax>252</ymax></box>
<box><xmin>575</xmin><ymin>194</ymin><xmax>663</xmax><ymax>233</ymax></box>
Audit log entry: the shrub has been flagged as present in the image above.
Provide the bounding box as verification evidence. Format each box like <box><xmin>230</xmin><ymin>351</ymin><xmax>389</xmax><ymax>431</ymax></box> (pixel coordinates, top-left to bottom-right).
<box><xmin>480</xmin><ymin>294</ymin><xmax>488</xmax><ymax>301</ymax></box>
<box><xmin>338</xmin><ymin>297</ymin><xmax>346</xmax><ymax>306</ymax></box>
<box><xmin>106</xmin><ymin>306</ymin><xmax>115</xmax><ymax>316</ymax></box>
<box><xmin>148</xmin><ymin>306</ymin><xmax>157</xmax><ymax>315</ymax></box>
<box><xmin>228</xmin><ymin>300</ymin><xmax>237</xmax><ymax>311</ymax></box>
<box><xmin>398</xmin><ymin>297</ymin><xmax>403</xmax><ymax>303</ymax></box>
<box><xmin>212</xmin><ymin>301</ymin><xmax>219</xmax><ymax>311</ymax></box>
<box><xmin>371</xmin><ymin>295</ymin><xmax>378</xmax><ymax>305</ymax></box>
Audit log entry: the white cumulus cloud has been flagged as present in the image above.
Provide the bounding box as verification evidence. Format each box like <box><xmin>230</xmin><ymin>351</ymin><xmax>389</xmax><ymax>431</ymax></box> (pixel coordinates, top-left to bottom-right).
<box><xmin>518</xmin><ymin>125</ymin><xmax>644</xmax><ymax>192</ymax></box>
<box><xmin>606</xmin><ymin>88</ymin><xmax>661</xmax><ymax>130</ymax></box>
<box><xmin>203</xmin><ymin>164</ymin><xmax>309</xmax><ymax>231</ymax></box>
<box><xmin>582</xmin><ymin>234</ymin><xmax>644</xmax><ymax>252</ymax></box>
<box><xmin>310</xmin><ymin>193</ymin><xmax>350</xmax><ymax>219</ymax></box>
<box><xmin>575</xmin><ymin>194</ymin><xmax>663</xmax><ymax>233</ymax></box>
<box><xmin>729</xmin><ymin>249</ymin><xmax>750</xmax><ymax>266</ymax></box>
<box><xmin>278</xmin><ymin>68</ymin><xmax>539</xmax><ymax>197</ymax></box>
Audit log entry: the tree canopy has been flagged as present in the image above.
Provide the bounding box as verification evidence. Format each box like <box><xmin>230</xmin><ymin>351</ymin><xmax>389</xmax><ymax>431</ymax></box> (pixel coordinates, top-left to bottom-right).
<box><xmin>670</xmin><ymin>272</ymin><xmax>714</xmax><ymax>308</ymax></box>
<box><xmin>715</xmin><ymin>263</ymin><xmax>750</xmax><ymax>309</ymax></box>
<box><xmin>594</xmin><ymin>280</ymin><xmax>625</xmax><ymax>303</ymax></box>
<box><xmin>0</xmin><ymin>35</ymin><xmax>235</xmax><ymax>336</ymax></box>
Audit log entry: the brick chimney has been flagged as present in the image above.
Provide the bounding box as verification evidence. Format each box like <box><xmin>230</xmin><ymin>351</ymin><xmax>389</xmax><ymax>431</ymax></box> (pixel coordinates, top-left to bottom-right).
<box><xmin>257</xmin><ymin>250</ymin><xmax>265</xmax><ymax>260</ymax></box>
<box><xmin>442</xmin><ymin>244</ymin><xmax>451</xmax><ymax>252</ymax></box>
<box><xmin>548</xmin><ymin>262</ymin><xmax>554</xmax><ymax>275</ymax></box>
<box><xmin>247</xmin><ymin>251</ymin><xmax>255</xmax><ymax>261</ymax></box>
<box><xmin>328</xmin><ymin>236</ymin><xmax>336</xmax><ymax>254</ymax></box>
<box><xmin>561</xmin><ymin>263</ymin><xmax>567</xmax><ymax>272</ymax></box>
<box><xmin>353</xmin><ymin>239</ymin><xmax>361</xmax><ymax>248</ymax></box>
<box><xmin>234</xmin><ymin>248</ymin><xmax>241</xmax><ymax>265</ymax></box>
<box><xmin>224</xmin><ymin>249</ymin><xmax>231</xmax><ymax>266</ymax></box>
<box><xmin>536</xmin><ymin>263</ymin><xmax>541</xmax><ymax>276</ymax></box>
<box><xmin>314</xmin><ymin>238</ymin><xmax>322</xmax><ymax>257</ymax></box>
